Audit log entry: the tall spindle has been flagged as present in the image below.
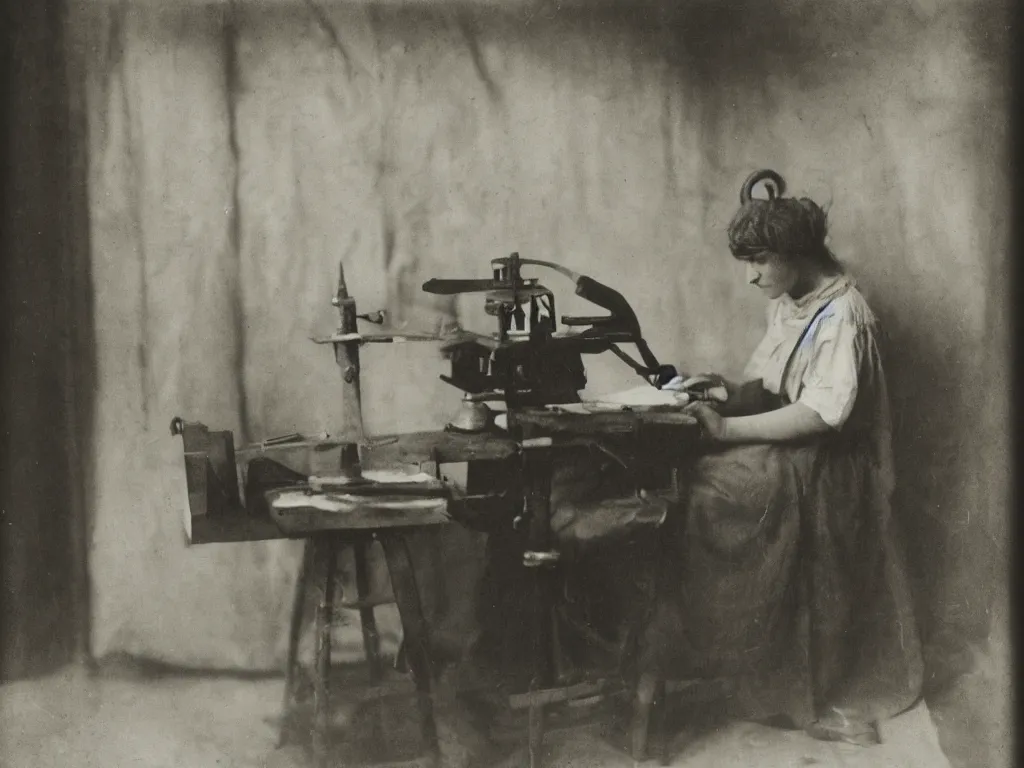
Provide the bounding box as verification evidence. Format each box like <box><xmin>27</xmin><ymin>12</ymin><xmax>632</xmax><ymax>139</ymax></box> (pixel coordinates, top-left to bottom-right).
<box><xmin>332</xmin><ymin>261</ymin><xmax>365</xmax><ymax>478</ymax></box>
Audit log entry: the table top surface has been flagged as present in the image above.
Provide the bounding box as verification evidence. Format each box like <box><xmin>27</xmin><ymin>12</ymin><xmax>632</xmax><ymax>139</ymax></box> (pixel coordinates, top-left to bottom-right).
<box><xmin>514</xmin><ymin>406</ymin><xmax>699</xmax><ymax>433</ymax></box>
<box><xmin>185</xmin><ymin>413</ymin><xmax>699</xmax><ymax>545</ymax></box>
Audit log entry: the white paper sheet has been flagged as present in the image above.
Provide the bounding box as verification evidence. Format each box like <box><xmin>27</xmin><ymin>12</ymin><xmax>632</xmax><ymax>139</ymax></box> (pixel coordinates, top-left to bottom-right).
<box><xmin>309</xmin><ymin>470</ymin><xmax>436</xmax><ymax>486</ymax></box>
<box><xmin>585</xmin><ymin>385</ymin><xmax>691</xmax><ymax>407</ymax></box>
<box><xmin>272</xmin><ymin>491</ymin><xmax>445</xmax><ymax>512</ymax></box>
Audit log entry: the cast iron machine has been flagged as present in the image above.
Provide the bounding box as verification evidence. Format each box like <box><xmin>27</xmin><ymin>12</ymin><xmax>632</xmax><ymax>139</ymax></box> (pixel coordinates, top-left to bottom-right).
<box><xmin>423</xmin><ymin>251</ymin><xmax>668</xmax><ymax>409</ymax></box>
<box><xmin>420</xmin><ymin>253</ymin><xmax>709</xmax><ymax>765</ymax></box>
<box><xmin>170</xmin><ymin>252</ymin><xmax>702</xmax><ymax>768</ymax></box>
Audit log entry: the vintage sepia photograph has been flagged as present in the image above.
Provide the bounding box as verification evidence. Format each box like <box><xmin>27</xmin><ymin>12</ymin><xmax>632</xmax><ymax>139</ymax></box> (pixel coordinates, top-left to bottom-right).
<box><xmin>1</xmin><ymin>1</ymin><xmax>1013</xmax><ymax>767</ymax></box>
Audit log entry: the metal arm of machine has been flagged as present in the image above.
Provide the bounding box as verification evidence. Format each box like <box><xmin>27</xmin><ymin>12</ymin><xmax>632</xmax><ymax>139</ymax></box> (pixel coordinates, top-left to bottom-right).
<box><xmin>491</xmin><ymin>255</ymin><xmax>662</xmax><ymax>375</ymax></box>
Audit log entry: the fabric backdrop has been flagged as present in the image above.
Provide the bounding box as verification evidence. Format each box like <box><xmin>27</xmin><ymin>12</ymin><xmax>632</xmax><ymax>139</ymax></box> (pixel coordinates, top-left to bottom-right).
<box><xmin>75</xmin><ymin>0</ymin><xmax>1009</xmax><ymax>693</ymax></box>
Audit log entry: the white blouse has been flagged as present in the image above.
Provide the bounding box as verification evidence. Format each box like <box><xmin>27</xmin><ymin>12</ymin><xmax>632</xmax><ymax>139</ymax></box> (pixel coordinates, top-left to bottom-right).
<box><xmin>743</xmin><ymin>274</ymin><xmax>895</xmax><ymax>495</ymax></box>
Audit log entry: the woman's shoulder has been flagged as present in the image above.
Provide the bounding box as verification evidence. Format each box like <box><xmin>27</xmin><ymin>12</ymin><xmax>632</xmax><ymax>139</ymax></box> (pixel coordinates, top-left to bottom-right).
<box><xmin>828</xmin><ymin>283</ymin><xmax>880</xmax><ymax>332</ymax></box>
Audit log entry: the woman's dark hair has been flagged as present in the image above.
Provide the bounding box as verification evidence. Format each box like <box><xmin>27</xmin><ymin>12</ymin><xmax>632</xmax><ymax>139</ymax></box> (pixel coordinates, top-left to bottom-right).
<box><xmin>727</xmin><ymin>169</ymin><xmax>842</xmax><ymax>272</ymax></box>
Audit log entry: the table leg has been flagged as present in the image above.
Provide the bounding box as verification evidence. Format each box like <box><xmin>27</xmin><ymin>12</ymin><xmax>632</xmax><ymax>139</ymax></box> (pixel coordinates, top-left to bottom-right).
<box><xmin>353</xmin><ymin>538</ymin><xmax>385</xmax><ymax>756</ymax></box>
<box><xmin>380</xmin><ymin>533</ymin><xmax>440</xmax><ymax>766</ymax></box>
<box><xmin>279</xmin><ymin>540</ymin><xmax>312</xmax><ymax>747</ymax></box>
<box><xmin>312</xmin><ymin>537</ymin><xmax>337</xmax><ymax>768</ymax></box>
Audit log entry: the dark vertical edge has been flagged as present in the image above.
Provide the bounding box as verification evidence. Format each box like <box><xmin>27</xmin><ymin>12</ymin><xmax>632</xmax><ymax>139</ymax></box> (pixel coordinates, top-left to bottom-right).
<box><xmin>1009</xmin><ymin>0</ymin><xmax>1023</xmax><ymax>764</ymax></box>
<box><xmin>62</xmin><ymin>0</ymin><xmax>98</xmax><ymax>670</ymax></box>
<box><xmin>1</xmin><ymin>0</ymin><xmax>79</xmax><ymax>679</ymax></box>
<box><xmin>0</xmin><ymin>0</ymin><xmax>11</xmax><ymax>682</ymax></box>
<box><xmin>0</xmin><ymin>0</ymin><xmax>9</xmax><ymax>253</ymax></box>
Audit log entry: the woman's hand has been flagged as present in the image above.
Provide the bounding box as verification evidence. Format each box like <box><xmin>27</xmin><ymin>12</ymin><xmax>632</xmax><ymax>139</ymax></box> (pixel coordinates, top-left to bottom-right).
<box><xmin>663</xmin><ymin>373</ymin><xmax>730</xmax><ymax>407</ymax></box>
<box><xmin>683</xmin><ymin>402</ymin><xmax>727</xmax><ymax>442</ymax></box>
<box><xmin>662</xmin><ymin>372</ymin><xmax>722</xmax><ymax>392</ymax></box>
<box><xmin>680</xmin><ymin>373</ymin><xmax>728</xmax><ymax>390</ymax></box>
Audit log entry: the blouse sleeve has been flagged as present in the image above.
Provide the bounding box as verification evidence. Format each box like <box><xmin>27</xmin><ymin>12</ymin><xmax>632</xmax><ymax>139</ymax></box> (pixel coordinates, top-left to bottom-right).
<box><xmin>742</xmin><ymin>300</ymin><xmax>781</xmax><ymax>381</ymax></box>
<box><xmin>798</xmin><ymin>307</ymin><xmax>865</xmax><ymax>430</ymax></box>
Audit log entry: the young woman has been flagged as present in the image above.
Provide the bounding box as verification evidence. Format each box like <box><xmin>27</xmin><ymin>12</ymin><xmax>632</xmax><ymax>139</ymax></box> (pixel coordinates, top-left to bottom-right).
<box><xmin>637</xmin><ymin>170</ymin><xmax>923</xmax><ymax>744</ymax></box>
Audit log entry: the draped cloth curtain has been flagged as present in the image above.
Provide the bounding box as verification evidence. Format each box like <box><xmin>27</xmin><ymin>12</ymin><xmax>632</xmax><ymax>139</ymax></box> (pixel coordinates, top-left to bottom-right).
<box><xmin>4</xmin><ymin>0</ymin><xmax>1004</xmax><ymax>689</ymax></box>
<box><xmin>1</xmin><ymin>0</ymin><xmax>92</xmax><ymax>681</ymax></box>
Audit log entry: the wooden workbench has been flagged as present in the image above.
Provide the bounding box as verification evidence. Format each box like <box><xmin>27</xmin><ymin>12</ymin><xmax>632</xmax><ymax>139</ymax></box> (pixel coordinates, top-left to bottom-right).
<box><xmin>183</xmin><ymin>428</ymin><xmax>520</xmax><ymax>545</ymax></box>
<box><xmin>175</xmin><ymin>408</ymin><xmax>702</xmax><ymax>768</ymax></box>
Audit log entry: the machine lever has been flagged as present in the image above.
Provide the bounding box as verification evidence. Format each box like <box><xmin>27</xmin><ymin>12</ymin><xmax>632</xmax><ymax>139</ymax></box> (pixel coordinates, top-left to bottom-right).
<box><xmin>560</xmin><ymin>315</ymin><xmax>613</xmax><ymax>327</ymax></box>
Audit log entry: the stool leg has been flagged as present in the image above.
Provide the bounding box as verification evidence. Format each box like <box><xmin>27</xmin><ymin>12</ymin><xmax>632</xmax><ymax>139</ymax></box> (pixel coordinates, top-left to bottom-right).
<box><xmin>528</xmin><ymin>704</ymin><xmax>545</xmax><ymax>768</ymax></box>
<box><xmin>353</xmin><ymin>539</ymin><xmax>385</xmax><ymax>756</ymax></box>
<box><xmin>654</xmin><ymin>679</ymin><xmax>670</xmax><ymax>766</ymax></box>
<box><xmin>312</xmin><ymin>537</ymin><xmax>337</xmax><ymax>768</ymax></box>
<box><xmin>279</xmin><ymin>540</ymin><xmax>313</xmax><ymax>747</ymax></box>
<box><xmin>380</xmin><ymin>533</ymin><xmax>439</xmax><ymax>765</ymax></box>
<box><xmin>394</xmin><ymin>639</ymin><xmax>409</xmax><ymax>674</ymax></box>
<box><xmin>429</xmin><ymin>529</ymin><xmax>448</xmax><ymax>622</ymax></box>
<box><xmin>632</xmin><ymin>672</ymin><xmax>658</xmax><ymax>762</ymax></box>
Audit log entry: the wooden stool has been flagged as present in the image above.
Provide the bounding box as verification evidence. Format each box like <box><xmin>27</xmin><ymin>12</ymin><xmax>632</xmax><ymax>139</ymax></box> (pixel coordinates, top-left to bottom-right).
<box><xmin>279</xmin><ymin>529</ymin><xmax>442</xmax><ymax>768</ymax></box>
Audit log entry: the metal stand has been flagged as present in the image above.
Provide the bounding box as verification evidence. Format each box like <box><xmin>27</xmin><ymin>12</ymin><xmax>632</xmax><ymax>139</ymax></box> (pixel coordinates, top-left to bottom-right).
<box><xmin>278</xmin><ymin>262</ymin><xmax>442</xmax><ymax>768</ymax></box>
<box><xmin>523</xmin><ymin>444</ymin><xmax>555</xmax><ymax>768</ymax></box>
<box><xmin>509</xmin><ymin>430</ymin><xmax>636</xmax><ymax>768</ymax></box>
<box><xmin>503</xmin><ymin>415</ymin><xmax>709</xmax><ymax>768</ymax></box>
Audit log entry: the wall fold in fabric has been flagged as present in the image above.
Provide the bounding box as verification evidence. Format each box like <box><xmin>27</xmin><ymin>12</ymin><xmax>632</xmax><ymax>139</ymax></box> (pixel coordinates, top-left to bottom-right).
<box><xmin>77</xmin><ymin>0</ymin><xmax>1009</xmax><ymax>682</ymax></box>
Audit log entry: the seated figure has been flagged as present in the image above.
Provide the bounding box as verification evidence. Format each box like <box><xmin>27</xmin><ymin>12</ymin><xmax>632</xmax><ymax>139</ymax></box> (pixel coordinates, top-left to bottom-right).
<box><xmin>636</xmin><ymin>170</ymin><xmax>923</xmax><ymax>743</ymax></box>
<box><xmin>459</xmin><ymin>170</ymin><xmax>922</xmax><ymax>749</ymax></box>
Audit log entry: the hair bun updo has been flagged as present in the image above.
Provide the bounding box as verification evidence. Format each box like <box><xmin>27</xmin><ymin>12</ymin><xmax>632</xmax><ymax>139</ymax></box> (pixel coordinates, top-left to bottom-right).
<box><xmin>728</xmin><ymin>169</ymin><xmax>840</xmax><ymax>271</ymax></box>
<box><xmin>740</xmin><ymin>169</ymin><xmax>787</xmax><ymax>204</ymax></box>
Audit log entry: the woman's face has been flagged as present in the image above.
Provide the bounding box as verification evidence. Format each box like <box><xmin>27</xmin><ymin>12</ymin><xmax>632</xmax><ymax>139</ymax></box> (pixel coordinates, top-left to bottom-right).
<box><xmin>742</xmin><ymin>250</ymin><xmax>800</xmax><ymax>300</ymax></box>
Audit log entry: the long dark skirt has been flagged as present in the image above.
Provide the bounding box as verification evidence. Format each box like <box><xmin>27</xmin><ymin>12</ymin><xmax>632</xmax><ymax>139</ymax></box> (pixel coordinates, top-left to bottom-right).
<box><xmin>639</xmin><ymin>439</ymin><xmax>923</xmax><ymax>727</ymax></box>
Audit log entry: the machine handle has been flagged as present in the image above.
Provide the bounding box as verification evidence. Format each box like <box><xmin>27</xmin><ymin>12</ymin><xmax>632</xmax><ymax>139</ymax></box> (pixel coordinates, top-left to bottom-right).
<box><xmin>560</xmin><ymin>315</ymin><xmax>613</xmax><ymax>327</ymax></box>
<box><xmin>573</xmin><ymin>276</ymin><xmax>639</xmax><ymax>332</ymax></box>
<box><xmin>357</xmin><ymin>310</ymin><xmax>387</xmax><ymax>324</ymax></box>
